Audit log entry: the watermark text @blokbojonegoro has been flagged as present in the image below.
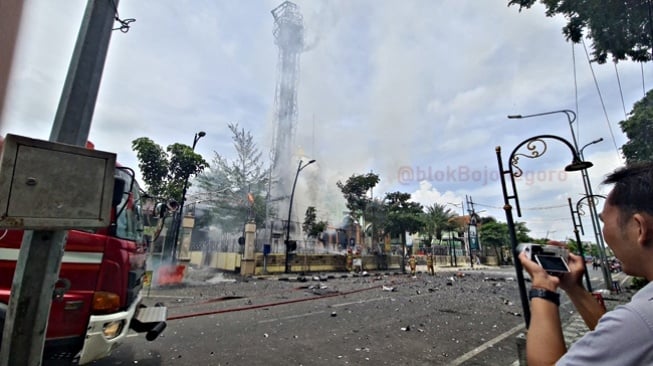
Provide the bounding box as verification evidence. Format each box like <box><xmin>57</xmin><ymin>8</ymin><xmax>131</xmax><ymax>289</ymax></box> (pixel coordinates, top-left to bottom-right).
<box><xmin>396</xmin><ymin>165</ymin><xmax>568</xmax><ymax>186</ymax></box>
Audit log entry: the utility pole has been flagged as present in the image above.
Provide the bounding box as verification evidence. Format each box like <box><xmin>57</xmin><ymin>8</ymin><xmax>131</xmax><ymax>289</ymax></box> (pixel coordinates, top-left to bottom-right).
<box><xmin>0</xmin><ymin>1</ymin><xmax>118</xmax><ymax>365</ymax></box>
<box><xmin>0</xmin><ymin>0</ymin><xmax>25</xmax><ymax>126</ymax></box>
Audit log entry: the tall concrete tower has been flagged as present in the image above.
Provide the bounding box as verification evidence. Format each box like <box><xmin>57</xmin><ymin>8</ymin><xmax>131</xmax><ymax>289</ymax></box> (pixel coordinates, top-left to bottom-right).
<box><xmin>269</xmin><ymin>1</ymin><xmax>304</xmax><ymax>218</ymax></box>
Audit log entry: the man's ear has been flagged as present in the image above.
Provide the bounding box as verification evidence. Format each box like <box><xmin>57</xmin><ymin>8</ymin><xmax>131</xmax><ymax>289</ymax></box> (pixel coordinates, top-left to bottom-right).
<box><xmin>633</xmin><ymin>213</ymin><xmax>653</xmax><ymax>248</ymax></box>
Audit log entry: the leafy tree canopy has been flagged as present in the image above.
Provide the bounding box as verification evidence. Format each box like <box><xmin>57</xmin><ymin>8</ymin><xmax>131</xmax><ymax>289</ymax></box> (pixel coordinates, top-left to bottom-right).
<box><xmin>384</xmin><ymin>191</ymin><xmax>424</xmax><ymax>272</ymax></box>
<box><xmin>384</xmin><ymin>192</ymin><xmax>425</xmax><ymax>237</ymax></box>
<box><xmin>479</xmin><ymin>221</ymin><xmax>509</xmax><ymax>249</ymax></box>
<box><xmin>131</xmin><ymin>137</ymin><xmax>208</xmax><ymax>201</ymax></box>
<box><xmin>303</xmin><ymin>206</ymin><xmax>328</xmax><ymax>238</ymax></box>
<box><xmin>336</xmin><ymin>173</ymin><xmax>380</xmax><ymax>220</ymax></box>
<box><xmin>620</xmin><ymin>89</ymin><xmax>653</xmax><ymax>163</ymax></box>
<box><xmin>423</xmin><ymin>203</ymin><xmax>456</xmax><ymax>246</ymax></box>
<box><xmin>365</xmin><ymin>198</ymin><xmax>389</xmax><ymax>245</ymax></box>
<box><xmin>509</xmin><ymin>0</ymin><xmax>653</xmax><ymax>63</ymax></box>
<box><xmin>195</xmin><ymin>123</ymin><xmax>269</xmax><ymax>231</ymax></box>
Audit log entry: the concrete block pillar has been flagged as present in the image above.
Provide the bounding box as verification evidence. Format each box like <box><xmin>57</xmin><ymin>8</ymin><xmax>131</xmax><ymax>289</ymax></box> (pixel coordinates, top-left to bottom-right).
<box><xmin>240</xmin><ymin>222</ymin><xmax>256</xmax><ymax>275</ymax></box>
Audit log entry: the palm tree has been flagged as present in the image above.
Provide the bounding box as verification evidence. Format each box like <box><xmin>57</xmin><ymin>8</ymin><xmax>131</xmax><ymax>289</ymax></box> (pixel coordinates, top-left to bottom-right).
<box><xmin>423</xmin><ymin>204</ymin><xmax>456</xmax><ymax>247</ymax></box>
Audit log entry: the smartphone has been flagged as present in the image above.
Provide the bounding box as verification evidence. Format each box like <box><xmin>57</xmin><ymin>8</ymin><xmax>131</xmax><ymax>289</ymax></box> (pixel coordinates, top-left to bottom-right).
<box><xmin>534</xmin><ymin>254</ymin><xmax>570</xmax><ymax>273</ymax></box>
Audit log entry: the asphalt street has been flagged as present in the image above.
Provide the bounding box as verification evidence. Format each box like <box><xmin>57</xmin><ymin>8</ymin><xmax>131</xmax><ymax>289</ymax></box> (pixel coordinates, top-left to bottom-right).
<box><xmin>87</xmin><ymin>265</ymin><xmax>625</xmax><ymax>366</ymax></box>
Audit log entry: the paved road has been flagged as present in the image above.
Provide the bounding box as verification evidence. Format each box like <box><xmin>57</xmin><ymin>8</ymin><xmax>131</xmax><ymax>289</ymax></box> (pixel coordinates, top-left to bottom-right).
<box><xmin>89</xmin><ymin>266</ymin><xmax>627</xmax><ymax>366</ymax></box>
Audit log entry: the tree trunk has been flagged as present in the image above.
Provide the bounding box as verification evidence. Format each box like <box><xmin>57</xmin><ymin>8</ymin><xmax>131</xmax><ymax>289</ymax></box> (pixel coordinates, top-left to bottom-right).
<box><xmin>401</xmin><ymin>231</ymin><xmax>406</xmax><ymax>274</ymax></box>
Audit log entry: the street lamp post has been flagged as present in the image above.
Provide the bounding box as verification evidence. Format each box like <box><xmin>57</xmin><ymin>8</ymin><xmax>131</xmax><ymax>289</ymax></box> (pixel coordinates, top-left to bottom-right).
<box><xmin>567</xmin><ymin>197</ymin><xmax>593</xmax><ymax>292</ymax></box>
<box><xmin>447</xmin><ymin>201</ymin><xmax>466</xmax><ymax>267</ymax></box>
<box><xmin>496</xmin><ymin>134</ymin><xmax>593</xmax><ymax>328</ymax></box>
<box><xmin>171</xmin><ymin>131</ymin><xmax>206</xmax><ymax>263</ymax></box>
<box><xmin>285</xmin><ymin>159</ymin><xmax>316</xmax><ymax>274</ymax></box>
<box><xmin>508</xmin><ymin>110</ymin><xmax>612</xmax><ymax>289</ymax></box>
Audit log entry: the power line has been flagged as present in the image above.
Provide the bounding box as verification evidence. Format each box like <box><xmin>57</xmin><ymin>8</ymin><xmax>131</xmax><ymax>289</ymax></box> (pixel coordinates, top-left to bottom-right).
<box><xmin>613</xmin><ymin>61</ymin><xmax>628</xmax><ymax>120</ymax></box>
<box><xmin>642</xmin><ymin>63</ymin><xmax>647</xmax><ymax>96</ymax></box>
<box><xmin>581</xmin><ymin>38</ymin><xmax>621</xmax><ymax>158</ymax></box>
<box><xmin>473</xmin><ymin>202</ymin><xmax>567</xmax><ymax>211</ymax></box>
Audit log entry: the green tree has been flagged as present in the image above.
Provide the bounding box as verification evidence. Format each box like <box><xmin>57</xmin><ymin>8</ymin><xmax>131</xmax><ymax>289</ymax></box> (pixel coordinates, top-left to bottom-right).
<box><xmin>508</xmin><ymin>0</ymin><xmax>653</xmax><ymax>63</ymax></box>
<box><xmin>195</xmin><ymin>123</ymin><xmax>269</xmax><ymax>231</ymax></box>
<box><xmin>365</xmin><ymin>198</ymin><xmax>389</xmax><ymax>251</ymax></box>
<box><xmin>383</xmin><ymin>192</ymin><xmax>425</xmax><ymax>273</ymax></box>
<box><xmin>422</xmin><ymin>203</ymin><xmax>456</xmax><ymax>247</ymax></box>
<box><xmin>514</xmin><ymin>221</ymin><xmax>533</xmax><ymax>243</ymax></box>
<box><xmin>303</xmin><ymin>206</ymin><xmax>328</xmax><ymax>239</ymax></box>
<box><xmin>478</xmin><ymin>219</ymin><xmax>509</xmax><ymax>264</ymax></box>
<box><xmin>336</xmin><ymin>173</ymin><xmax>380</xmax><ymax>221</ymax></box>
<box><xmin>131</xmin><ymin>137</ymin><xmax>208</xmax><ymax>201</ymax></box>
<box><xmin>620</xmin><ymin>89</ymin><xmax>653</xmax><ymax>163</ymax></box>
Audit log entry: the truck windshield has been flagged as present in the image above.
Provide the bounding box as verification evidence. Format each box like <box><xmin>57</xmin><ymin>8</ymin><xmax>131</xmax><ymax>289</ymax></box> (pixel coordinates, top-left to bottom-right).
<box><xmin>114</xmin><ymin>168</ymin><xmax>144</xmax><ymax>243</ymax></box>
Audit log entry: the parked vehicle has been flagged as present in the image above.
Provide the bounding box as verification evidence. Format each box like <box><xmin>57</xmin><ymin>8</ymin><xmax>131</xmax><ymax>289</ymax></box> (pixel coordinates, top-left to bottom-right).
<box><xmin>0</xmin><ymin>165</ymin><xmax>167</xmax><ymax>364</ymax></box>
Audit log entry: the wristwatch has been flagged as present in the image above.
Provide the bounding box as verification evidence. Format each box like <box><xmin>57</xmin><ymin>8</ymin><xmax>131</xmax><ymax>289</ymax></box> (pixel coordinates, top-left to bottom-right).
<box><xmin>529</xmin><ymin>288</ymin><xmax>560</xmax><ymax>306</ymax></box>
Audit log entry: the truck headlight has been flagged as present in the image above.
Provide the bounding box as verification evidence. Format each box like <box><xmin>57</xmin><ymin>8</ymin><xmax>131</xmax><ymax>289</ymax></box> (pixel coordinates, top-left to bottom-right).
<box><xmin>103</xmin><ymin>320</ymin><xmax>125</xmax><ymax>339</ymax></box>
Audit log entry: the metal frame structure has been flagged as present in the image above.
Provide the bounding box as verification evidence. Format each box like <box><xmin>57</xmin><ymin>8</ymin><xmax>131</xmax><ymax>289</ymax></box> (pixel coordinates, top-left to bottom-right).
<box><xmin>495</xmin><ymin>134</ymin><xmax>593</xmax><ymax>328</ymax></box>
<box><xmin>508</xmin><ymin>110</ymin><xmax>612</xmax><ymax>288</ymax></box>
<box><xmin>269</xmin><ymin>1</ymin><xmax>305</xmax><ymax>218</ymax></box>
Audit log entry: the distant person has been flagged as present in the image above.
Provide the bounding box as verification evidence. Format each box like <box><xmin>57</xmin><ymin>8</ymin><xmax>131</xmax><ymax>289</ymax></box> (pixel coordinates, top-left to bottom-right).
<box><xmin>345</xmin><ymin>248</ymin><xmax>353</xmax><ymax>272</ymax></box>
<box><xmin>426</xmin><ymin>252</ymin><xmax>435</xmax><ymax>275</ymax></box>
<box><xmin>408</xmin><ymin>255</ymin><xmax>417</xmax><ymax>276</ymax></box>
<box><xmin>519</xmin><ymin>162</ymin><xmax>653</xmax><ymax>365</ymax></box>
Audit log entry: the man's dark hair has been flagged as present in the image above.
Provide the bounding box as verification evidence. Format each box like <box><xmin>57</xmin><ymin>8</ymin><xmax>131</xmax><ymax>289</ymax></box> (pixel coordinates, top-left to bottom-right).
<box><xmin>603</xmin><ymin>162</ymin><xmax>653</xmax><ymax>220</ymax></box>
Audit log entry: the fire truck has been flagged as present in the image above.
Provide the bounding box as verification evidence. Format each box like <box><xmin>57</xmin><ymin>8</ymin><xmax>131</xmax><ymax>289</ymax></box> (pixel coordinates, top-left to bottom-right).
<box><xmin>0</xmin><ymin>164</ymin><xmax>167</xmax><ymax>364</ymax></box>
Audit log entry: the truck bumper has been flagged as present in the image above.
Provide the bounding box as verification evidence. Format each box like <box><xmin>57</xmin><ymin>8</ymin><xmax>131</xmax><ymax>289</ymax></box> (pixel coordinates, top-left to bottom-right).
<box><xmin>77</xmin><ymin>295</ymin><xmax>167</xmax><ymax>365</ymax></box>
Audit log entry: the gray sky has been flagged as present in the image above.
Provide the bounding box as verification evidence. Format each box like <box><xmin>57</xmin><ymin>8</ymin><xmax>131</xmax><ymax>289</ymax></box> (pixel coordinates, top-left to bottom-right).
<box><xmin>3</xmin><ymin>0</ymin><xmax>650</xmax><ymax>241</ymax></box>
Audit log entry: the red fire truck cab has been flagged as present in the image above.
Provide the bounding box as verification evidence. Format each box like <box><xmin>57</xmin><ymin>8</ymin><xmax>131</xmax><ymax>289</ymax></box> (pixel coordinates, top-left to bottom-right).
<box><xmin>0</xmin><ymin>166</ymin><xmax>167</xmax><ymax>364</ymax></box>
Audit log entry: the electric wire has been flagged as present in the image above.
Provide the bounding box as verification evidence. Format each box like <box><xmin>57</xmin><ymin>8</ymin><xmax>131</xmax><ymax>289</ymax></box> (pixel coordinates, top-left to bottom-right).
<box><xmin>581</xmin><ymin>38</ymin><xmax>621</xmax><ymax>158</ymax></box>
<box><xmin>473</xmin><ymin>202</ymin><xmax>567</xmax><ymax>211</ymax></box>
<box><xmin>642</xmin><ymin>63</ymin><xmax>647</xmax><ymax>96</ymax></box>
<box><xmin>613</xmin><ymin>61</ymin><xmax>628</xmax><ymax>120</ymax></box>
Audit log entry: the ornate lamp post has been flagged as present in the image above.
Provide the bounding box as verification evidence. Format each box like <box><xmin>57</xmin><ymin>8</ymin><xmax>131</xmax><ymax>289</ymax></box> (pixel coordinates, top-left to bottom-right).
<box><xmin>567</xmin><ymin>197</ymin><xmax>594</xmax><ymax>292</ymax></box>
<box><xmin>508</xmin><ymin>110</ymin><xmax>611</xmax><ymax>288</ymax></box>
<box><xmin>496</xmin><ymin>134</ymin><xmax>593</xmax><ymax>328</ymax></box>
<box><xmin>574</xmin><ymin>194</ymin><xmax>608</xmax><ymax>283</ymax></box>
<box><xmin>171</xmin><ymin>131</ymin><xmax>206</xmax><ymax>262</ymax></box>
<box><xmin>285</xmin><ymin>159</ymin><xmax>316</xmax><ymax>273</ymax></box>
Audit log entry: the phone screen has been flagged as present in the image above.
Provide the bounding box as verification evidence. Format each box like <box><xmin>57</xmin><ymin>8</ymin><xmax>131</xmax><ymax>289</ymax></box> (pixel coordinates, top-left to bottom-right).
<box><xmin>535</xmin><ymin>254</ymin><xmax>569</xmax><ymax>273</ymax></box>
